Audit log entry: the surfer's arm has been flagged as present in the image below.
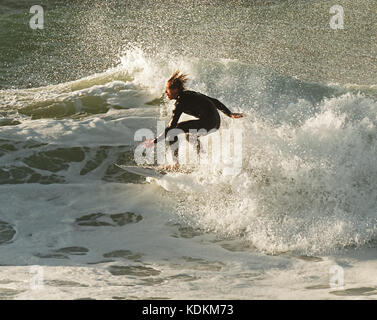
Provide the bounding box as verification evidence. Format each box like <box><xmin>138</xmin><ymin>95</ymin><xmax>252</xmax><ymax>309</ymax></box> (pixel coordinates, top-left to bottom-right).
<box><xmin>209</xmin><ymin>97</ymin><xmax>244</xmax><ymax>119</ymax></box>
<box><xmin>153</xmin><ymin>103</ymin><xmax>183</xmax><ymax>143</ymax></box>
<box><xmin>209</xmin><ymin>97</ymin><xmax>232</xmax><ymax>117</ymax></box>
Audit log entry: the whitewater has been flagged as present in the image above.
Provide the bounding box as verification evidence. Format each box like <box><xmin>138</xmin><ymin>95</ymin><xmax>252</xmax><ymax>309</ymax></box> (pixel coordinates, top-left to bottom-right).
<box><xmin>0</xmin><ymin>0</ymin><xmax>377</xmax><ymax>299</ymax></box>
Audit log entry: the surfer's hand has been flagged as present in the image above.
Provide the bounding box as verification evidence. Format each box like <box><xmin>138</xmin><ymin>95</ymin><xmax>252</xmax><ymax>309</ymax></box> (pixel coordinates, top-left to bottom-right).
<box><xmin>230</xmin><ymin>113</ymin><xmax>244</xmax><ymax>118</ymax></box>
<box><xmin>142</xmin><ymin>139</ymin><xmax>155</xmax><ymax>148</ymax></box>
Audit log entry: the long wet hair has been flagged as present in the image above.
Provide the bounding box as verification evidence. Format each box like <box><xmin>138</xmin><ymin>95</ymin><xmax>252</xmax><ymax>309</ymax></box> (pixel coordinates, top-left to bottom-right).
<box><xmin>167</xmin><ymin>70</ymin><xmax>188</xmax><ymax>93</ymax></box>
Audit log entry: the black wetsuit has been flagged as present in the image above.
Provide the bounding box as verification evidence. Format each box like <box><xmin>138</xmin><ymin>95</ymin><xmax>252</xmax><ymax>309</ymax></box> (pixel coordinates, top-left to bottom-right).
<box><xmin>154</xmin><ymin>90</ymin><xmax>232</xmax><ymax>149</ymax></box>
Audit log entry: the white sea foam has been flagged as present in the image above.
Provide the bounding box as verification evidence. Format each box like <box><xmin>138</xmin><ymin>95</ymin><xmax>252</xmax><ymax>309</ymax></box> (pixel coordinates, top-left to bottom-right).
<box><xmin>1</xmin><ymin>48</ymin><xmax>377</xmax><ymax>299</ymax></box>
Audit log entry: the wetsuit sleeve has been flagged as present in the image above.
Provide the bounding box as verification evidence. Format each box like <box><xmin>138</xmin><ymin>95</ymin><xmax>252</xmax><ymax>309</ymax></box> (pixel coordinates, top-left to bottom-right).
<box><xmin>154</xmin><ymin>102</ymin><xmax>184</xmax><ymax>143</ymax></box>
<box><xmin>209</xmin><ymin>97</ymin><xmax>232</xmax><ymax>117</ymax></box>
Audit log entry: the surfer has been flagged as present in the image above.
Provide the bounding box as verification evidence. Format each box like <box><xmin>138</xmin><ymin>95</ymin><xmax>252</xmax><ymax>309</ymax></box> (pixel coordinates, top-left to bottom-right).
<box><xmin>143</xmin><ymin>71</ymin><xmax>243</xmax><ymax>169</ymax></box>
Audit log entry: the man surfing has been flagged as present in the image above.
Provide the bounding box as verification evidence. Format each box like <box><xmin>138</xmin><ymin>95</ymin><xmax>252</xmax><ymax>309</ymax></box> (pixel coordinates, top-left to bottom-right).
<box><xmin>143</xmin><ymin>71</ymin><xmax>244</xmax><ymax>170</ymax></box>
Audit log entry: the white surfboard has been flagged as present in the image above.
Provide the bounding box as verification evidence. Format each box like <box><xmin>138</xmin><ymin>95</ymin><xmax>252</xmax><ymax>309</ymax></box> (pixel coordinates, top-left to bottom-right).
<box><xmin>115</xmin><ymin>164</ymin><xmax>167</xmax><ymax>179</ymax></box>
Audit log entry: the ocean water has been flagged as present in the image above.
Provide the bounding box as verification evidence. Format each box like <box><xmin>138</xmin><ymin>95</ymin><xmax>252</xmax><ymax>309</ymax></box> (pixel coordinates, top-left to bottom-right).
<box><xmin>1</xmin><ymin>0</ymin><xmax>377</xmax><ymax>300</ymax></box>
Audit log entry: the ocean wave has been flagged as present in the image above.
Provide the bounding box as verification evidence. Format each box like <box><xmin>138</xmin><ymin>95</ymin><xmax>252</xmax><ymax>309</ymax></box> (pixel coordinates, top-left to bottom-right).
<box><xmin>1</xmin><ymin>48</ymin><xmax>377</xmax><ymax>255</ymax></box>
<box><xmin>173</xmin><ymin>91</ymin><xmax>377</xmax><ymax>255</ymax></box>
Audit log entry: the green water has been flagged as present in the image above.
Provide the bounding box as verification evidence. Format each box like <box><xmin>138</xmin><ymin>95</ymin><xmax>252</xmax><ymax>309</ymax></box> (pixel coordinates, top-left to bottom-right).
<box><xmin>1</xmin><ymin>0</ymin><xmax>376</xmax><ymax>89</ymax></box>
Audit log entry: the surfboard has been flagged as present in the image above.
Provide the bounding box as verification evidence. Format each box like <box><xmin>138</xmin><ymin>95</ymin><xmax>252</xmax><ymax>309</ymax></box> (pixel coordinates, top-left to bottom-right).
<box><xmin>115</xmin><ymin>164</ymin><xmax>167</xmax><ymax>179</ymax></box>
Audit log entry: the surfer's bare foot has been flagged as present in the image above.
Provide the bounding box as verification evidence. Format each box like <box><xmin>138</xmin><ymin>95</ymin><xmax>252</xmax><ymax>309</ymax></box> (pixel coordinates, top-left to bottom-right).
<box><xmin>141</xmin><ymin>139</ymin><xmax>154</xmax><ymax>148</ymax></box>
